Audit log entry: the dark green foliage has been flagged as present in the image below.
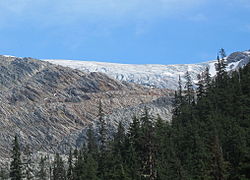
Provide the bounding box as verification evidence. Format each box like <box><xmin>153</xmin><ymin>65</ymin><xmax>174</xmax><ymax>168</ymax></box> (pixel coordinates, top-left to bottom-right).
<box><xmin>37</xmin><ymin>157</ymin><xmax>47</xmax><ymax>180</ymax></box>
<box><xmin>0</xmin><ymin>167</ymin><xmax>9</xmax><ymax>180</ymax></box>
<box><xmin>184</xmin><ymin>71</ymin><xmax>195</xmax><ymax>105</ymax></box>
<box><xmin>87</xmin><ymin>125</ymin><xmax>98</xmax><ymax>157</ymax></box>
<box><xmin>97</xmin><ymin>100</ymin><xmax>107</xmax><ymax>152</ymax></box>
<box><xmin>81</xmin><ymin>153</ymin><xmax>99</xmax><ymax>180</ymax></box>
<box><xmin>10</xmin><ymin>135</ymin><xmax>22</xmax><ymax>180</ymax></box>
<box><xmin>23</xmin><ymin>145</ymin><xmax>34</xmax><ymax>180</ymax></box>
<box><xmin>52</xmin><ymin>153</ymin><xmax>66</xmax><ymax>180</ymax></box>
<box><xmin>67</xmin><ymin>149</ymin><xmax>73</xmax><ymax>180</ymax></box>
<box><xmin>73</xmin><ymin>150</ymin><xmax>85</xmax><ymax>180</ymax></box>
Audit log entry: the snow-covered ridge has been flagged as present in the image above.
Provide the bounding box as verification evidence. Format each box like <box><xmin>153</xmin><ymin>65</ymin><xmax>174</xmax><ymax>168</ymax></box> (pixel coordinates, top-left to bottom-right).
<box><xmin>45</xmin><ymin>59</ymin><xmax>209</xmax><ymax>89</ymax></box>
<box><xmin>2</xmin><ymin>51</ymin><xmax>248</xmax><ymax>90</ymax></box>
<box><xmin>44</xmin><ymin>51</ymin><xmax>250</xmax><ymax>90</ymax></box>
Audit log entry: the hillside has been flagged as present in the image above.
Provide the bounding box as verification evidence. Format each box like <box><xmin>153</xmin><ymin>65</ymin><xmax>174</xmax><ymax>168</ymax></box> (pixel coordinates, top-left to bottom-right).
<box><xmin>0</xmin><ymin>55</ymin><xmax>172</xmax><ymax>159</ymax></box>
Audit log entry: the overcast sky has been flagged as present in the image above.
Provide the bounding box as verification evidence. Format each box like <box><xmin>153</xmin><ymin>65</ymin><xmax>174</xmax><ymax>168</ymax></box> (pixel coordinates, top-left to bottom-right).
<box><xmin>0</xmin><ymin>0</ymin><xmax>249</xmax><ymax>64</ymax></box>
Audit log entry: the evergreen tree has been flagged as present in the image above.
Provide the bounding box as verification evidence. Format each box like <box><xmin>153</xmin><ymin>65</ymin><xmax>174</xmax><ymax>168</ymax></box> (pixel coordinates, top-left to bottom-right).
<box><xmin>0</xmin><ymin>167</ymin><xmax>9</xmax><ymax>180</ymax></box>
<box><xmin>23</xmin><ymin>145</ymin><xmax>33</xmax><ymax>180</ymax></box>
<box><xmin>97</xmin><ymin>100</ymin><xmax>107</xmax><ymax>152</ymax></box>
<box><xmin>219</xmin><ymin>48</ymin><xmax>227</xmax><ymax>59</ymax></box>
<box><xmin>184</xmin><ymin>71</ymin><xmax>194</xmax><ymax>105</ymax></box>
<box><xmin>67</xmin><ymin>149</ymin><xmax>73</xmax><ymax>180</ymax></box>
<box><xmin>210</xmin><ymin>133</ymin><xmax>227</xmax><ymax>180</ymax></box>
<box><xmin>215</xmin><ymin>49</ymin><xmax>227</xmax><ymax>86</ymax></box>
<box><xmin>73</xmin><ymin>150</ymin><xmax>84</xmax><ymax>180</ymax></box>
<box><xmin>52</xmin><ymin>153</ymin><xmax>66</xmax><ymax>180</ymax></box>
<box><xmin>87</xmin><ymin>125</ymin><xmax>98</xmax><ymax>156</ymax></box>
<box><xmin>113</xmin><ymin>121</ymin><xmax>125</xmax><ymax>155</ymax></box>
<box><xmin>127</xmin><ymin>116</ymin><xmax>141</xmax><ymax>179</ymax></box>
<box><xmin>196</xmin><ymin>74</ymin><xmax>205</xmax><ymax>101</ymax></box>
<box><xmin>97</xmin><ymin>100</ymin><xmax>108</xmax><ymax>179</ymax></box>
<box><xmin>81</xmin><ymin>153</ymin><xmax>99</xmax><ymax>180</ymax></box>
<box><xmin>37</xmin><ymin>157</ymin><xmax>47</xmax><ymax>180</ymax></box>
<box><xmin>204</xmin><ymin>66</ymin><xmax>211</xmax><ymax>89</ymax></box>
<box><xmin>10</xmin><ymin>135</ymin><xmax>22</xmax><ymax>180</ymax></box>
<box><xmin>140</xmin><ymin>107</ymin><xmax>157</xmax><ymax>180</ymax></box>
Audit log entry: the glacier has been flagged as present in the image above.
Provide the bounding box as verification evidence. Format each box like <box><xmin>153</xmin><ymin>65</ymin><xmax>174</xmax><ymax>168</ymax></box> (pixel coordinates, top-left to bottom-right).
<box><xmin>44</xmin><ymin>51</ymin><xmax>250</xmax><ymax>90</ymax></box>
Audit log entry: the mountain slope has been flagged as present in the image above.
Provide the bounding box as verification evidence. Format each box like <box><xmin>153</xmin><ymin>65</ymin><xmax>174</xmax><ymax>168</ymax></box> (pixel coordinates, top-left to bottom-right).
<box><xmin>45</xmin><ymin>50</ymin><xmax>250</xmax><ymax>89</ymax></box>
<box><xmin>0</xmin><ymin>56</ymin><xmax>171</xmax><ymax>159</ymax></box>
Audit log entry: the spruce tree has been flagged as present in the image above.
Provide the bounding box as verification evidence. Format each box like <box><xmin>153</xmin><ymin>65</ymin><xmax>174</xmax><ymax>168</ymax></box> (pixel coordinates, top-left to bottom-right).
<box><xmin>184</xmin><ymin>71</ymin><xmax>194</xmax><ymax>105</ymax></box>
<box><xmin>0</xmin><ymin>167</ymin><xmax>9</xmax><ymax>180</ymax></box>
<box><xmin>10</xmin><ymin>135</ymin><xmax>22</xmax><ymax>180</ymax></box>
<box><xmin>81</xmin><ymin>153</ymin><xmax>99</xmax><ymax>180</ymax></box>
<box><xmin>97</xmin><ymin>100</ymin><xmax>108</xmax><ymax>179</ymax></box>
<box><xmin>67</xmin><ymin>149</ymin><xmax>73</xmax><ymax>180</ymax></box>
<box><xmin>37</xmin><ymin>157</ymin><xmax>47</xmax><ymax>180</ymax></box>
<box><xmin>87</xmin><ymin>125</ymin><xmax>98</xmax><ymax>156</ymax></box>
<box><xmin>127</xmin><ymin>116</ymin><xmax>141</xmax><ymax>179</ymax></box>
<box><xmin>97</xmin><ymin>100</ymin><xmax>107</xmax><ymax>152</ymax></box>
<box><xmin>113</xmin><ymin>121</ymin><xmax>125</xmax><ymax>155</ymax></box>
<box><xmin>73</xmin><ymin>150</ymin><xmax>84</xmax><ymax>180</ymax></box>
<box><xmin>23</xmin><ymin>145</ymin><xmax>33</xmax><ymax>180</ymax></box>
<box><xmin>52</xmin><ymin>153</ymin><xmax>66</xmax><ymax>180</ymax></box>
<box><xmin>140</xmin><ymin>107</ymin><xmax>156</xmax><ymax>180</ymax></box>
<box><xmin>196</xmin><ymin>74</ymin><xmax>205</xmax><ymax>101</ymax></box>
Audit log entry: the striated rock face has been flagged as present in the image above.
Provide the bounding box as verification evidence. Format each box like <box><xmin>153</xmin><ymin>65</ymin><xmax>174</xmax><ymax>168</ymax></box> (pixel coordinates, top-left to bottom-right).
<box><xmin>0</xmin><ymin>56</ymin><xmax>172</xmax><ymax>159</ymax></box>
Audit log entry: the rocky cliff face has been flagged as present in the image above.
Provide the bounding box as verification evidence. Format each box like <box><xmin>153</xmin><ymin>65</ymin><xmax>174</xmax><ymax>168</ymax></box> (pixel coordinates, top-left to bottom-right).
<box><xmin>0</xmin><ymin>56</ymin><xmax>172</xmax><ymax>159</ymax></box>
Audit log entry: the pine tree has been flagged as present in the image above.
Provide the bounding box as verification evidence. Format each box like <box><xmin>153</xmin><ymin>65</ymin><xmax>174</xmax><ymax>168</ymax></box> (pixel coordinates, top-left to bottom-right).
<box><xmin>73</xmin><ymin>150</ymin><xmax>84</xmax><ymax>180</ymax></box>
<box><xmin>97</xmin><ymin>100</ymin><xmax>107</xmax><ymax>152</ymax></box>
<box><xmin>113</xmin><ymin>121</ymin><xmax>125</xmax><ymax>155</ymax></box>
<box><xmin>219</xmin><ymin>48</ymin><xmax>227</xmax><ymax>59</ymax></box>
<box><xmin>107</xmin><ymin>121</ymin><xmax>131</xmax><ymax>180</ymax></box>
<box><xmin>23</xmin><ymin>145</ymin><xmax>33</xmax><ymax>180</ymax></box>
<box><xmin>0</xmin><ymin>167</ymin><xmax>9</xmax><ymax>180</ymax></box>
<box><xmin>87</xmin><ymin>125</ymin><xmax>98</xmax><ymax>156</ymax></box>
<box><xmin>210</xmin><ymin>133</ymin><xmax>227</xmax><ymax>180</ymax></box>
<box><xmin>184</xmin><ymin>71</ymin><xmax>194</xmax><ymax>105</ymax></box>
<box><xmin>10</xmin><ymin>135</ymin><xmax>22</xmax><ymax>180</ymax></box>
<box><xmin>215</xmin><ymin>49</ymin><xmax>227</xmax><ymax>86</ymax></box>
<box><xmin>204</xmin><ymin>66</ymin><xmax>211</xmax><ymax>88</ymax></box>
<box><xmin>97</xmin><ymin>100</ymin><xmax>108</xmax><ymax>179</ymax></box>
<box><xmin>140</xmin><ymin>107</ymin><xmax>157</xmax><ymax>180</ymax></box>
<box><xmin>178</xmin><ymin>75</ymin><xmax>183</xmax><ymax>99</ymax></box>
<box><xmin>52</xmin><ymin>153</ymin><xmax>66</xmax><ymax>180</ymax></box>
<box><xmin>81</xmin><ymin>153</ymin><xmax>99</xmax><ymax>180</ymax></box>
<box><xmin>127</xmin><ymin>115</ymin><xmax>141</xmax><ymax>180</ymax></box>
<box><xmin>196</xmin><ymin>74</ymin><xmax>205</xmax><ymax>101</ymax></box>
<box><xmin>37</xmin><ymin>157</ymin><xmax>47</xmax><ymax>180</ymax></box>
<box><xmin>67</xmin><ymin>149</ymin><xmax>73</xmax><ymax>180</ymax></box>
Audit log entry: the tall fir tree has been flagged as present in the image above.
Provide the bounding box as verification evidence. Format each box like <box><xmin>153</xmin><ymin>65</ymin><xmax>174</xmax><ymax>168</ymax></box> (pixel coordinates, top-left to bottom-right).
<box><xmin>140</xmin><ymin>107</ymin><xmax>157</xmax><ymax>180</ymax></box>
<box><xmin>52</xmin><ymin>153</ymin><xmax>66</xmax><ymax>180</ymax></box>
<box><xmin>10</xmin><ymin>135</ymin><xmax>22</xmax><ymax>180</ymax></box>
<box><xmin>67</xmin><ymin>149</ymin><xmax>73</xmax><ymax>180</ymax></box>
<box><xmin>97</xmin><ymin>100</ymin><xmax>107</xmax><ymax>152</ymax></box>
<box><xmin>23</xmin><ymin>145</ymin><xmax>33</xmax><ymax>180</ymax></box>
<box><xmin>184</xmin><ymin>71</ymin><xmax>194</xmax><ymax>105</ymax></box>
<box><xmin>37</xmin><ymin>156</ymin><xmax>47</xmax><ymax>180</ymax></box>
<box><xmin>87</xmin><ymin>125</ymin><xmax>98</xmax><ymax>156</ymax></box>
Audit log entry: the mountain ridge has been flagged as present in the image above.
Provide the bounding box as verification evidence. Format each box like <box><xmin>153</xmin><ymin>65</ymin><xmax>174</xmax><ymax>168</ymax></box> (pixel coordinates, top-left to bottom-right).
<box><xmin>44</xmin><ymin>50</ymin><xmax>250</xmax><ymax>89</ymax></box>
